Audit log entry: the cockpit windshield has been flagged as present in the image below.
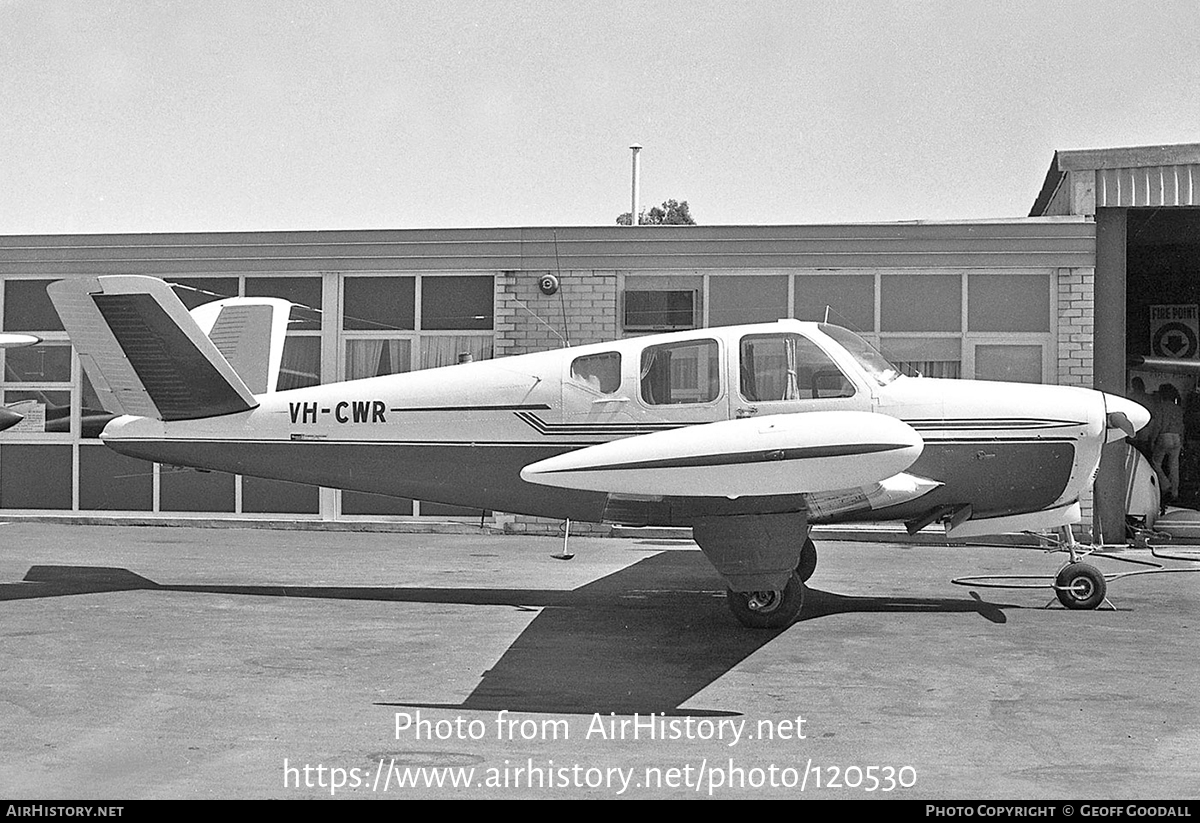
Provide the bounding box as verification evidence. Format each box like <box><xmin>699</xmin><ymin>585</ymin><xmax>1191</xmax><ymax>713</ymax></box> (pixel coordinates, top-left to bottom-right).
<box><xmin>818</xmin><ymin>324</ymin><xmax>902</xmax><ymax>386</ymax></box>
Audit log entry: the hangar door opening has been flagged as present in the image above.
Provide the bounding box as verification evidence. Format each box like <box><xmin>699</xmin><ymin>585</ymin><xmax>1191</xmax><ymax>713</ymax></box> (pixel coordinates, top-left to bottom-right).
<box><xmin>1125</xmin><ymin>208</ymin><xmax>1200</xmax><ymax>509</ymax></box>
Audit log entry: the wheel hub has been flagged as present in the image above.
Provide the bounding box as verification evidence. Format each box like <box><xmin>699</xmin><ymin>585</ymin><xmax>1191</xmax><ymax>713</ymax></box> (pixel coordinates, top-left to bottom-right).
<box><xmin>1064</xmin><ymin>577</ymin><xmax>1095</xmax><ymax>600</ymax></box>
<box><xmin>746</xmin><ymin>590</ymin><xmax>782</xmax><ymax>613</ymax></box>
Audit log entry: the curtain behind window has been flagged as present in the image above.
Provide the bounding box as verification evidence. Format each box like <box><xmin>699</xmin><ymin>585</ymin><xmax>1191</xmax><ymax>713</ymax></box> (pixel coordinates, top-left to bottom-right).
<box><xmin>419</xmin><ymin>336</ymin><xmax>493</xmax><ymax>370</ymax></box>
<box><xmin>345</xmin><ymin>339</ymin><xmax>412</xmax><ymax>379</ymax></box>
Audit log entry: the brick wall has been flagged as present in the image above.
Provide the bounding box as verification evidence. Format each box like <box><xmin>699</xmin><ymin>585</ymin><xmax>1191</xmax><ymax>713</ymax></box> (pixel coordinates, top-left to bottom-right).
<box><xmin>501</xmin><ymin>518</ymin><xmax>614</xmax><ymax>537</ymax></box>
<box><xmin>495</xmin><ymin>270</ymin><xmax>619</xmax><ymax>357</ymax></box>
<box><xmin>1057</xmin><ymin>267</ymin><xmax>1095</xmax><ymax>388</ymax></box>
<box><xmin>496</xmin><ymin>270</ymin><xmax>619</xmax><ymax>534</ymax></box>
<box><xmin>1055</xmin><ymin>266</ymin><xmax>1098</xmax><ymax>535</ymax></box>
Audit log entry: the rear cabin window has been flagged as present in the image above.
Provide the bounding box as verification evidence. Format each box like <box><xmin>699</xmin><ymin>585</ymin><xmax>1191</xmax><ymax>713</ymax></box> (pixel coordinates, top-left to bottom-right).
<box><xmin>739</xmin><ymin>334</ymin><xmax>855</xmax><ymax>401</ymax></box>
<box><xmin>571</xmin><ymin>352</ymin><xmax>621</xmax><ymax>393</ymax></box>
<box><xmin>640</xmin><ymin>339</ymin><xmax>720</xmax><ymax>405</ymax></box>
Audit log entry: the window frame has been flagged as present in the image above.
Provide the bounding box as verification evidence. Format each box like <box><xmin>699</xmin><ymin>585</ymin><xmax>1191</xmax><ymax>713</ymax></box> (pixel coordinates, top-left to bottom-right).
<box><xmin>637</xmin><ymin>337</ymin><xmax>723</xmax><ymax>407</ymax></box>
<box><xmin>623</xmin><ymin>289</ymin><xmax>698</xmax><ymax>332</ymax></box>
<box><xmin>737</xmin><ymin>332</ymin><xmax>858</xmax><ymax>404</ymax></box>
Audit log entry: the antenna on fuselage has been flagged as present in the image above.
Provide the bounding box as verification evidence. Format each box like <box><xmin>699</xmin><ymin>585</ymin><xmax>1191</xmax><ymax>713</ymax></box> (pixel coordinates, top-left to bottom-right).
<box><xmin>552</xmin><ymin>230</ymin><xmax>571</xmax><ymax>348</ymax></box>
<box><xmin>819</xmin><ymin>303</ymin><xmax>872</xmax><ymax>337</ymax></box>
<box><xmin>509</xmin><ymin>297</ymin><xmax>568</xmax><ymax>344</ymax></box>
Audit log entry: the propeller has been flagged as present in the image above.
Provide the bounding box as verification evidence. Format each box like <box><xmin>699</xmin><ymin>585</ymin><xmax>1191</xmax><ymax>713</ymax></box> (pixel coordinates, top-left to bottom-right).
<box><xmin>1107</xmin><ymin>410</ymin><xmax>1135</xmax><ymax>440</ymax></box>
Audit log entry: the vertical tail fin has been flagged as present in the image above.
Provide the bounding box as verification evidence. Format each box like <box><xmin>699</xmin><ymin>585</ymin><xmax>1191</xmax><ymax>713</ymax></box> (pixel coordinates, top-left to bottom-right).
<box><xmin>188</xmin><ymin>297</ymin><xmax>292</xmax><ymax>395</ymax></box>
<box><xmin>47</xmin><ymin>276</ymin><xmax>259</xmax><ymax>421</ymax></box>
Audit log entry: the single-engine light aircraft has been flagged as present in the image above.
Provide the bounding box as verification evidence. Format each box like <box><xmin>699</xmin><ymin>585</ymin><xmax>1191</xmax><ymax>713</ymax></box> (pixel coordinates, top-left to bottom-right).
<box><xmin>48</xmin><ymin>276</ymin><xmax>1149</xmax><ymax>628</ymax></box>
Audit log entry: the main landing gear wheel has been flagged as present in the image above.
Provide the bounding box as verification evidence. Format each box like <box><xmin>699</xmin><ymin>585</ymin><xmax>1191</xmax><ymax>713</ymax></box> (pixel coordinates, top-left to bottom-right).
<box><xmin>797</xmin><ymin>537</ymin><xmax>817</xmax><ymax>582</ymax></box>
<box><xmin>727</xmin><ymin>572</ymin><xmax>805</xmax><ymax>629</ymax></box>
<box><xmin>1054</xmin><ymin>562</ymin><xmax>1107</xmax><ymax>610</ymax></box>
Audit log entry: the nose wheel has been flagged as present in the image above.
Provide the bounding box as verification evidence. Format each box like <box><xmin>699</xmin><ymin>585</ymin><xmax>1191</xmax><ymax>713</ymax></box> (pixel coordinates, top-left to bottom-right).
<box><xmin>1053</xmin><ymin>562</ymin><xmax>1107</xmax><ymax>610</ymax></box>
<box><xmin>726</xmin><ymin>572</ymin><xmax>805</xmax><ymax>629</ymax></box>
<box><xmin>952</xmin><ymin>526</ymin><xmax>1200</xmax><ymax>610</ymax></box>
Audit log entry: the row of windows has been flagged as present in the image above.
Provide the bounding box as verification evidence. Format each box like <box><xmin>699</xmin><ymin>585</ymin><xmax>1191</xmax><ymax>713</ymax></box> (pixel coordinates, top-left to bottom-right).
<box><xmin>571</xmin><ymin>333</ymin><xmax>856</xmax><ymax>407</ymax></box>
<box><xmin>3</xmin><ymin>275</ymin><xmax>495</xmax><ymax>333</ymax></box>
<box><xmin>0</xmin><ymin>275</ymin><xmax>495</xmax><ymax>515</ymax></box>
<box><xmin>625</xmin><ymin>272</ymin><xmax>1051</xmax><ymax>334</ymax></box>
<box><xmin>0</xmin><ymin>444</ymin><xmax>480</xmax><ymax>517</ymax></box>
<box><xmin>622</xmin><ymin>272</ymin><xmax>1054</xmax><ymax>382</ymax></box>
<box><xmin>1</xmin><ymin>275</ymin><xmax>496</xmax><ymax>437</ymax></box>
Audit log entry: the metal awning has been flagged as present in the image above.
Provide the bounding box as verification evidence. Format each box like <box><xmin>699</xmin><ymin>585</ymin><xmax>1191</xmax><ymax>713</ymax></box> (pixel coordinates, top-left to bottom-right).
<box><xmin>1031</xmin><ymin>143</ymin><xmax>1200</xmax><ymax>216</ymax></box>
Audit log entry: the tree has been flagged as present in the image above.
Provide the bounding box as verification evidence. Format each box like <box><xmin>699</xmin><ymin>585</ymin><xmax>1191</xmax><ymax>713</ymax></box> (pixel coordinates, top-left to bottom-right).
<box><xmin>617</xmin><ymin>199</ymin><xmax>696</xmax><ymax>226</ymax></box>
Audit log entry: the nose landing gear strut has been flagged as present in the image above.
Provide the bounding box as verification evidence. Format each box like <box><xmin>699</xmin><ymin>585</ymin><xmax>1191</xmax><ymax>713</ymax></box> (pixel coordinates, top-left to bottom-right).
<box><xmin>952</xmin><ymin>525</ymin><xmax>1200</xmax><ymax>610</ymax></box>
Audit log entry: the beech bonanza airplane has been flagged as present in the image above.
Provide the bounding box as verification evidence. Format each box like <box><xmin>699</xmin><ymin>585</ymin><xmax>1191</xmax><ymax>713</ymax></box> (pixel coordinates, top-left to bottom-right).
<box><xmin>47</xmin><ymin>275</ymin><xmax>1149</xmax><ymax>628</ymax></box>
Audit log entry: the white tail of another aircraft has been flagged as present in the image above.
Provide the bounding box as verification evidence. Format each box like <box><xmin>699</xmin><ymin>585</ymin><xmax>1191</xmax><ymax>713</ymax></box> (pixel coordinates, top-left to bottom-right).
<box><xmin>188</xmin><ymin>295</ymin><xmax>292</xmax><ymax>396</ymax></box>
<box><xmin>47</xmin><ymin>275</ymin><xmax>270</xmax><ymax>421</ymax></box>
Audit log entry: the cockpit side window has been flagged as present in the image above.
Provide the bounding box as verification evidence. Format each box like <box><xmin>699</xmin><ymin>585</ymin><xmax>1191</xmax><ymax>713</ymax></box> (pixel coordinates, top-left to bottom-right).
<box><xmin>640</xmin><ymin>339</ymin><xmax>720</xmax><ymax>405</ymax></box>
<box><xmin>570</xmin><ymin>352</ymin><xmax>621</xmax><ymax>393</ymax></box>
<box><xmin>739</xmin><ymin>333</ymin><xmax>855</xmax><ymax>401</ymax></box>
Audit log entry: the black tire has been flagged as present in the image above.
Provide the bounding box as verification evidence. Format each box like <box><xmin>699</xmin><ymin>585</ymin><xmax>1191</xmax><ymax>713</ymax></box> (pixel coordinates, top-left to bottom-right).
<box><xmin>727</xmin><ymin>572</ymin><xmax>805</xmax><ymax>629</ymax></box>
<box><xmin>1054</xmin><ymin>563</ymin><xmax>1107</xmax><ymax>610</ymax></box>
<box><xmin>797</xmin><ymin>536</ymin><xmax>817</xmax><ymax>582</ymax></box>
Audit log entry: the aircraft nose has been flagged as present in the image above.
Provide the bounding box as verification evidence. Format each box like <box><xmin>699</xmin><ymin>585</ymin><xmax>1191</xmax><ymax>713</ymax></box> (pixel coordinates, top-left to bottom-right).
<box><xmin>1103</xmin><ymin>393</ymin><xmax>1151</xmax><ymax>440</ymax></box>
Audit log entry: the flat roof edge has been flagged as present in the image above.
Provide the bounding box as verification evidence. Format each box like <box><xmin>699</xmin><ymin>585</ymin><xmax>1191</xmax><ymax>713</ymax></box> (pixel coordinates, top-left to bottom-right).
<box><xmin>0</xmin><ymin>216</ymin><xmax>1093</xmax><ymax>246</ymax></box>
<box><xmin>1055</xmin><ymin>143</ymin><xmax>1200</xmax><ymax>172</ymax></box>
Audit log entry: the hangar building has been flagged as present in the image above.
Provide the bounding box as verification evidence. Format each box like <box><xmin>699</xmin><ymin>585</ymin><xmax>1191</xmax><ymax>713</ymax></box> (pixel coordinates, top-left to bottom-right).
<box><xmin>0</xmin><ymin>142</ymin><xmax>1196</xmax><ymax>536</ymax></box>
<box><xmin>1031</xmin><ymin>143</ymin><xmax>1200</xmax><ymax>536</ymax></box>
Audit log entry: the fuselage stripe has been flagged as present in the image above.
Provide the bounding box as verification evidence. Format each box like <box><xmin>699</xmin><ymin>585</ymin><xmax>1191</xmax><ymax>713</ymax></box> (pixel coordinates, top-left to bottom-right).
<box><xmin>109</xmin><ymin>436</ymin><xmax>1079</xmax><ymax>447</ymax></box>
<box><xmin>904</xmin><ymin>418</ymin><xmax>1085</xmax><ymax>429</ymax></box>
<box><xmin>515</xmin><ymin>411</ymin><xmax>680</xmax><ymax>436</ymax></box>
<box><xmin>538</xmin><ymin>442</ymin><xmax>912</xmax><ymax>474</ymax></box>
<box><xmin>391</xmin><ymin>403</ymin><xmax>552</xmax><ymax>413</ymax></box>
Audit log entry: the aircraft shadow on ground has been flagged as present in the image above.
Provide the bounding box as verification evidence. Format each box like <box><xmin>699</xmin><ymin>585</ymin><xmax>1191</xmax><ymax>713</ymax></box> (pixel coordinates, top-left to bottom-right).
<box><xmin>4</xmin><ymin>554</ymin><xmax>1016</xmax><ymax>715</ymax></box>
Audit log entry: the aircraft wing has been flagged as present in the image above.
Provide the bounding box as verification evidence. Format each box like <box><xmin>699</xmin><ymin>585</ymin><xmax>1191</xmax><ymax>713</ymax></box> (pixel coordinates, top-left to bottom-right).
<box><xmin>0</xmin><ymin>334</ymin><xmax>41</xmax><ymax>431</ymax></box>
<box><xmin>521</xmin><ymin>411</ymin><xmax>923</xmax><ymax>498</ymax></box>
<box><xmin>0</xmin><ymin>333</ymin><xmax>41</xmax><ymax>348</ymax></box>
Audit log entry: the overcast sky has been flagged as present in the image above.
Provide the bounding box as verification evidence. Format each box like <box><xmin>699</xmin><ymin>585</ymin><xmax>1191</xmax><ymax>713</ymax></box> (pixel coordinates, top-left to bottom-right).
<box><xmin>1</xmin><ymin>1</ymin><xmax>1197</xmax><ymax>235</ymax></box>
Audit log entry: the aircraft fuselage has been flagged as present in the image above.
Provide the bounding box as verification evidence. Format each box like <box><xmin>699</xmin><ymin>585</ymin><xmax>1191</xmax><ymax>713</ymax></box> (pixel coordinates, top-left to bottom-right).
<box><xmin>98</xmin><ymin>321</ymin><xmax>1136</xmax><ymax>534</ymax></box>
